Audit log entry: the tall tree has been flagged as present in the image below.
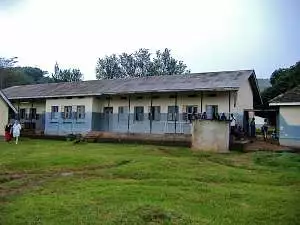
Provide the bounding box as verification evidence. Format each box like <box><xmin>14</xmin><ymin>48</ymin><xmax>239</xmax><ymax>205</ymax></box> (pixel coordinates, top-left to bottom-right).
<box><xmin>52</xmin><ymin>63</ymin><xmax>83</xmax><ymax>82</ymax></box>
<box><xmin>95</xmin><ymin>48</ymin><xmax>190</xmax><ymax>80</ymax></box>
<box><xmin>262</xmin><ymin>61</ymin><xmax>300</xmax><ymax>106</ymax></box>
<box><xmin>96</xmin><ymin>54</ymin><xmax>123</xmax><ymax>80</ymax></box>
<box><xmin>152</xmin><ymin>49</ymin><xmax>190</xmax><ymax>75</ymax></box>
<box><xmin>0</xmin><ymin>57</ymin><xmax>18</xmax><ymax>89</ymax></box>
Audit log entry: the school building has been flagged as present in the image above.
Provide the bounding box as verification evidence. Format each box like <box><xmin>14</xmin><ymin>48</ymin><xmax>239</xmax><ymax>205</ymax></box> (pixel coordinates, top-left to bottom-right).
<box><xmin>1</xmin><ymin>70</ymin><xmax>262</xmax><ymax>136</ymax></box>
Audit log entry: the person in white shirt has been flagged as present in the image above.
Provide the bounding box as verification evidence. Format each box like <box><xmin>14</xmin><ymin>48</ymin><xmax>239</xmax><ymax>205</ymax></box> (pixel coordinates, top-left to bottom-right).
<box><xmin>12</xmin><ymin>120</ymin><xmax>22</xmax><ymax>144</ymax></box>
<box><xmin>230</xmin><ymin>113</ymin><xmax>236</xmax><ymax>126</ymax></box>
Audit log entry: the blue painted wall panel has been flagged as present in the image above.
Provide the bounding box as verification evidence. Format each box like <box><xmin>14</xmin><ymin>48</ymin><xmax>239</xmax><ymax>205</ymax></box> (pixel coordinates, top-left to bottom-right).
<box><xmin>45</xmin><ymin>112</ymin><xmax>92</xmax><ymax>136</ymax></box>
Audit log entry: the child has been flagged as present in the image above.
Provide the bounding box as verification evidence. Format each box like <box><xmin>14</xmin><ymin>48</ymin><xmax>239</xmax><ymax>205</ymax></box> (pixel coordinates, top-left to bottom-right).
<box><xmin>12</xmin><ymin>120</ymin><xmax>22</xmax><ymax>144</ymax></box>
<box><xmin>262</xmin><ymin>119</ymin><xmax>268</xmax><ymax>141</ymax></box>
<box><xmin>4</xmin><ymin>123</ymin><xmax>12</xmax><ymax>142</ymax></box>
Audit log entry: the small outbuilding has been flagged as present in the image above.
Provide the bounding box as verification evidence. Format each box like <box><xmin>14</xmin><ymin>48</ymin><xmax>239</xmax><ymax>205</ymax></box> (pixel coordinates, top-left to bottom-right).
<box><xmin>270</xmin><ymin>86</ymin><xmax>300</xmax><ymax>148</ymax></box>
<box><xmin>0</xmin><ymin>90</ymin><xmax>17</xmax><ymax>136</ymax></box>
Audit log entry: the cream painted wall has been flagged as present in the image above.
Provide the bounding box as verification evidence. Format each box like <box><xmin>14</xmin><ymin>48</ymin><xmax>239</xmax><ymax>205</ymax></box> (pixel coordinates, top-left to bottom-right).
<box><xmin>91</xmin><ymin>91</ymin><xmax>241</xmax><ymax>114</ymax></box>
<box><xmin>235</xmin><ymin>79</ymin><xmax>253</xmax><ymax>112</ymax></box>
<box><xmin>46</xmin><ymin>97</ymin><xmax>94</xmax><ymax>112</ymax></box>
<box><xmin>0</xmin><ymin>97</ymin><xmax>9</xmax><ymax>136</ymax></box>
<box><xmin>280</xmin><ymin>106</ymin><xmax>300</xmax><ymax>125</ymax></box>
<box><xmin>13</xmin><ymin>102</ymin><xmax>46</xmax><ymax>114</ymax></box>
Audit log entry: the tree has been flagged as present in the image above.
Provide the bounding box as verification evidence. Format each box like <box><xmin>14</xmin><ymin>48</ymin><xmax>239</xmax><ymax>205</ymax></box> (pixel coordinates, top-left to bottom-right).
<box><xmin>0</xmin><ymin>57</ymin><xmax>18</xmax><ymax>68</ymax></box>
<box><xmin>95</xmin><ymin>48</ymin><xmax>190</xmax><ymax>80</ymax></box>
<box><xmin>152</xmin><ymin>49</ymin><xmax>190</xmax><ymax>75</ymax></box>
<box><xmin>52</xmin><ymin>63</ymin><xmax>83</xmax><ymax>82</ymax></box>
<box><xmin>261</xmin><ymin>61</ymin><xmax>300</xmax><ymax>106</ymax></box>
<box><xmin>96</xmin><ymin>54</ymin><xmax>123</xmax><ymax>80</ymax></box>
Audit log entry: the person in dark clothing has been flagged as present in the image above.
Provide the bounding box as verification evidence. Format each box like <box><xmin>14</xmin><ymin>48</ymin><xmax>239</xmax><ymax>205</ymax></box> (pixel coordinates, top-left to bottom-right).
<box><xmin>201</xmin><ymin>112</ymin><xmax>207</xmax><ymax>119</ymax></box>
<box><xmin>220</xmin><ymin>112</ymin><xmax>226</xmax><ymax>121</ymax></box>
<box><xmin>250</xmin><ymin>118</ymin><xmax>256</xmax><ymax>137</ymax></box>
<box><xmin>4</xmin><ymin>123</ymin><xmax>12</xmax><ymax>142</ymax></box>
<box><xmin>262</xmin><ymin>119</ymin><xmax>268</xmax><ymax>141</ymax></box>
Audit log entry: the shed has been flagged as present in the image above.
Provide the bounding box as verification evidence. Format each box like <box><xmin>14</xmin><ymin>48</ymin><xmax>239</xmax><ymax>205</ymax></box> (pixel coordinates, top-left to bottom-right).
<box><xmin>269</xmin><ymin>86</ymin><xmax>300</xmax><ymax>148</ymax></box>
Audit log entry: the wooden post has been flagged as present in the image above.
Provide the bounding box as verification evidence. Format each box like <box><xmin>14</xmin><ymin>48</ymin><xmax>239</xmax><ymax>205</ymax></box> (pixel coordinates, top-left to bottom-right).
<box><xmin>228</xmin><ymin>91</ymin><xmax>231</xmax><ymax>115</ymax></box>
<box><xmin>200</xmin><ymin>91</ymin><xmax>203</xmax><ymax>113</ymax></box>
<box><xmin>127</xmin><ymin>95</ymin><xmax>131</xmax><ymax>132</ymax></box>
<box><xmin>175</xmin><ymin>93</ymin><xmax>178</xmax><ymax>134</ymax></box>
<box><xmin>17</xmin><ymin>100</ymin><xmax>20</xmax><ymax>120</ymax></box>
<box><xmin>150</xmin><ymin>93</ymin><xmax>153</xmax><ymax>133</ymax></box>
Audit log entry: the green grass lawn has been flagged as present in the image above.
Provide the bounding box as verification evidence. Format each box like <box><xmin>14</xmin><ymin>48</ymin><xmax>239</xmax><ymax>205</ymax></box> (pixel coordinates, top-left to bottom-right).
<box><xmin>0</xmin><ymin>139</ymin><xmax>300</xmax><ymax>225</ymax></box>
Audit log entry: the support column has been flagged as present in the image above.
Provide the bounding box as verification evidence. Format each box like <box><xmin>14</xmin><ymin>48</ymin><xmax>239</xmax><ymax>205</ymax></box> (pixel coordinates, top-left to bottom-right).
<box><xmin>228</xmin><ymin>91</ymin><xmax>231</xmax><ymax>115</ymax></box>
<box><xmin>107</xmin><ymin>95</ymin><xmax>110</xmax><ymax>131</ymax></box>
<box><xmin>150</xmin><ymin>94</ymin><xmax>153</xmax><ymax>134</ymax></box>
<box><xmin>200</xmin><ymin>91</ymin><xmax>203</xmax><ymax>113</ymax></box>
<box><xmin>127</xmin><ymin>95</ymin><xmax>131</xmax><ymax>132</ymax></box>
<box><xmin>175</xmin><ymin>93</ymin><xmax>178</xmax><ymax>134</ymax></box>
<box><xmin>17</xmin><ymin>100</ymin><xmax>20</xmax><ymax>120</ymax></box>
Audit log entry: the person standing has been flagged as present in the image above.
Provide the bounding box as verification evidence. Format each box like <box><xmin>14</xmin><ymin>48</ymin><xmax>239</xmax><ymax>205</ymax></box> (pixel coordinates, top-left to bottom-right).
<box><xmin>250</xmin><ymin>118</ymin><xmax>256</xmax><ymax>138</ymax></box>
<box><xmin>230</xmin><ymin>113</ymin><xmax>236</xmax><ymax>134</ymax></box>
<box><xmin>262</xmin><ymin>119</ymin><xmax>268</xmax><ymax>141</ymax></box>
<box><xmin>12</xmin><ymin>120</ymin><xmax>22</xmax><ymax>144</ymax></box>
<box><xmin>4</xmin><ymin>123</ymin><xmax>12</xmax><ymax>142</ymax></box>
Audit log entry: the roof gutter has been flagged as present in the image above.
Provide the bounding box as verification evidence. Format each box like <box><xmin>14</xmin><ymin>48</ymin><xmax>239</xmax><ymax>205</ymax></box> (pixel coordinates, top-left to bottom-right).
<box><xmin>5</xmin><ymin>87</ymin><xmax>240</xmax><ymax>100</ymax></box>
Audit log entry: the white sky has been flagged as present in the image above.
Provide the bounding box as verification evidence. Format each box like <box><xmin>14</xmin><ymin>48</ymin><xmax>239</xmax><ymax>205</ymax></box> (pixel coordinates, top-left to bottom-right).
<box><xmin>0</xmin><ymin>0</ymin><xmax>299</xmax><ymax>80</ymax></box>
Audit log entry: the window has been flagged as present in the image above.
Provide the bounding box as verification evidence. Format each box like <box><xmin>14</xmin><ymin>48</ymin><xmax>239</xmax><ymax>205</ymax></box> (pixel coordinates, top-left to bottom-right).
<box><xmin>64</xmin><ymin>106</ymin><xmax>72</xmax><ymax>119</ymax></box>
<box><xmin>185</xmin><ymin>105</ymin><xmax>198</xmax><ymax>121</ymax></box>
<box><xmin>51</xmin><ymin>106</ymin><xmax>59</xmax><ymax>119</ymax></box>
<box><xmin>206</xmin><ymin>105</ymin><xmax>218</xmax><ymax>120</ymax></box>
<box><xmin>77</xmin><ymin>105</ymin><xmax>85</xmax><ymax>119</ymax></box>
<box><xmin>149</xmin><ymin>106</ymin><xmax>161</xmax><ymax>121</ymax></box>
<box><xmin>19</xmin><ymin>108</ymin><xmax>26</xmax><ymax>119</ymax></box>
<box><xmin>29</xmin><ymin>108</ymin><xmax>37</xmax><ymax>120</ymax></box>
<box><xmin>118</xmin><ymin>106</ymin><xmax>125</xmax><ymax>114</ymax></box>
<box><xmin>134</xmin><ymin>106</ymin><xmax>144</xmax><ymax>121</ymax></box>
<box><xmin>168</xmin><ymin>106</ymin><xmax>179</xmax><ymax>121</ymax></box>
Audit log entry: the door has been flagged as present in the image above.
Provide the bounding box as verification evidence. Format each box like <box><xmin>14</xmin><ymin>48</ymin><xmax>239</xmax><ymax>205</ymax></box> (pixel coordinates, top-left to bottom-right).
<box><xmin>104</xmin><ymin>107</ymin><xmax>113</xmax><ymax>131</ymax></box>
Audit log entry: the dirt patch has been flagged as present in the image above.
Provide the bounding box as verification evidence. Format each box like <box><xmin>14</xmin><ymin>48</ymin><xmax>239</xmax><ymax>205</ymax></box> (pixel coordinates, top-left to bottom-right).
<box><xmin>0</xmin><ymin>160</ymin><xmax>133</xmax><ymax>199</ymax></box>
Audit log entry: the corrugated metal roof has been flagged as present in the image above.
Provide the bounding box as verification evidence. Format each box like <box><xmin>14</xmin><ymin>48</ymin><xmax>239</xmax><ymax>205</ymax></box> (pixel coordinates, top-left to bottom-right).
<box><xmin>3</xmin><ymin>70</ymin><xmax>254</xmax><ymax>99</ymax></box>
<box><xmin>270</xmin><ymin>85</ymin><xmax>300</xmax><ymax>104</ymax></box>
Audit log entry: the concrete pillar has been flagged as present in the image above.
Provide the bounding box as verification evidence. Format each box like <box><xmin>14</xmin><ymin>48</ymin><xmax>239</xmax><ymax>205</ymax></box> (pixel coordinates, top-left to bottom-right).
<box><xmin>192</xmin><ymin>120</ymin><xmax>230</xmax><ymax>152</ymax></box>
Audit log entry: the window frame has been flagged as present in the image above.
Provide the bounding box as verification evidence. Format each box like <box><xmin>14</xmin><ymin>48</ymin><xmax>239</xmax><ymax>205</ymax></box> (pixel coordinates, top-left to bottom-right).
<box><xmin>76</xmin><ymin>105</ymin><xmax>85</xmax><ymax>119</ymax></box>
<box><xmin>64</xmin><ymin>106</ymin><xmax>73</xmax><ymax>119</ymax></box>
<box><xmin>167</xmin><ymin>106</ymin><xmax>179</xmax><ymax>121</ymax></box>
<box><xmin>134</xmin><ymin>106</ymin><xmax>144</xmax><ymax>121</ymax></box>
<box><xmin>51</xmin><ymin>106</ymin><xmax>59</xmax><ymax>119</ymax></box>
<box><xmin>19</xmin><ymin>108</ymin><xmax>26</xmax><ymax>120</ymax></box>
<box><xmin>149</xmin><ymin>106</ymin><xmax>161</xmax><ymax>121</ymax></box>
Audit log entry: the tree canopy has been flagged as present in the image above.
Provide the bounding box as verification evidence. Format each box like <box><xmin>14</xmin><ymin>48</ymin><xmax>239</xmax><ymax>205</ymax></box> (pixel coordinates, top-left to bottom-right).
<box><xmin>262</xmin><ymin>61</ymin><xmax>300</xmax><ymax>106</ymax></box>
<box><xmin>96</xmin><ymin>48</ymin><xmax>190</xmax><ymax>80</ymax></box>
<box><xmin>0</xmin><ymin>57</ymin><xmax>52</xmax><ymax>89</ymax></box>
<box><xmin>51</xmin><ymin>63</ymin><xmax>84</xmax><ymax>82</ymax></box>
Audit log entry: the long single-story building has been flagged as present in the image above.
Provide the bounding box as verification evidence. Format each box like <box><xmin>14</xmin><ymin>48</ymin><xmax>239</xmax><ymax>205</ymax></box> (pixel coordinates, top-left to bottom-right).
<box><xmin>2</xmin><ymin>70</ymin><xmax>262</xmax><ymax>136</ymax></box>
<box><xmin>0</xmin><ymin>90</ymin><xmax>17</xmax><ymax>136</ymax></box>
<box><xmin>270</xmin><ymin>85</ymin><xmax>300</xmax><ymax>148</ymax></box>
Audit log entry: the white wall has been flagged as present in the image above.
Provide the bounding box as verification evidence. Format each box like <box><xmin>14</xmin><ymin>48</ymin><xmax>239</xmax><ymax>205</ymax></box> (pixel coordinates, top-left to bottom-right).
<box><xmin>279</xmin><ymin>106</ymin><xmax>300</xmax><ymax>148</ymax></box>
<box><xmin>280</xmin><ymin>106</ymin><xmax>300</xmax><ymax>125</ymax></box>
<box><xmin>91</xmin><ymin>91</ymin><xmax>242</xmax><ymax>114</ymax></box>
<box><xmin>0</xmin><ymin>98</ymin><xmax>8</xmax><ymax>136</ymax></box>
<box><xmin>13</xmin><ymin>101</ymin><xmax>46</xmax><ymax>114</ymax></box>
<box><xmin>46</xmin><ymin>97</ymin><xmax>94</xmax><ymax>112</ymax></box>
<box><xmin>235</xmin><ymin>79</ymin><xmax>253</xmax><ymax>112</ymax></box>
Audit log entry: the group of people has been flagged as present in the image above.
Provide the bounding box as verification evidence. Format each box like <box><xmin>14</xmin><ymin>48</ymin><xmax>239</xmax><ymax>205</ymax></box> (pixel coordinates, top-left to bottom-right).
<box><xmin>4</xmin><ymin>120</ymin><xmax>22</xmax><ymax>144</ymax></box>
<box><xmin>249</xmin><ymin>118</ymin><xmax>269</xmax><ymax>140</ymax></box>
<box><xmin>190</xmin><ymin>112</ymin><xmax>230</xmax><ymax>121</ymax></box>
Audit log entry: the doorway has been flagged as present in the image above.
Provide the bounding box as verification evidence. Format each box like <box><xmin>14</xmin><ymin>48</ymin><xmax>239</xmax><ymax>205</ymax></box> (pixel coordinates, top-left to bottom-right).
<box><xmin>104</xmin><ymin>107</ymin><xmax>113</xmax><ymax>131</ymax></box>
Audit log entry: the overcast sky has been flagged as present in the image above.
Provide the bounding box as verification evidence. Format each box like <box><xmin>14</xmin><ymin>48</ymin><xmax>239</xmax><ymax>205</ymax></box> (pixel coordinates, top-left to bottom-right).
<box><xmin>0</xmin><ymin>0</ymin><xmax>299</xmax><ymax>80</ymax></box>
